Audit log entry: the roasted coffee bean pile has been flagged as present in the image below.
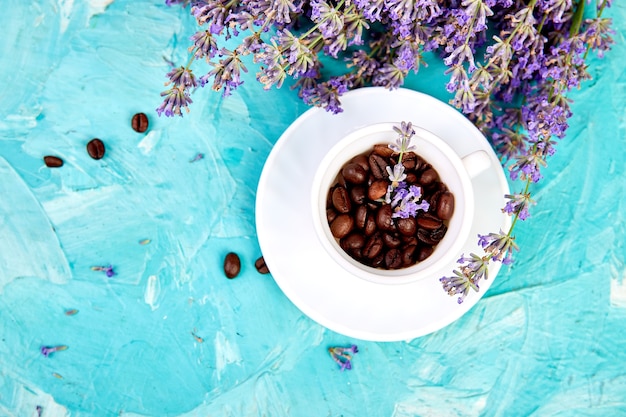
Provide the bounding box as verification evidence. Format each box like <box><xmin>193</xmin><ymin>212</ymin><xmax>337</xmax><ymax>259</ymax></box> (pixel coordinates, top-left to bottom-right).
<box><xmin>326</xmin><ymin>144</ymin><xmax>455</xmax><ymax>270</ymax></box>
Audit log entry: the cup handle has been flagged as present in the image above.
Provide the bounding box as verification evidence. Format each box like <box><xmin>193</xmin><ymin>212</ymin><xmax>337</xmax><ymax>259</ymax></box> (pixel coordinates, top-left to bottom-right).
<box><xmin>462</xmin><ymin>150</ymin><xmax>492</xmax><ymax>178</ymax></box>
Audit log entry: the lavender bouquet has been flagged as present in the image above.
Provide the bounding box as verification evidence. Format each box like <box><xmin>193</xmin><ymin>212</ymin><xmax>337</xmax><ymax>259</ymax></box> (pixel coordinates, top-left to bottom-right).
<box><xmin>159</xmin><ymin>0</ymin><xmax>614</xmax><ymax>303</ymax></box>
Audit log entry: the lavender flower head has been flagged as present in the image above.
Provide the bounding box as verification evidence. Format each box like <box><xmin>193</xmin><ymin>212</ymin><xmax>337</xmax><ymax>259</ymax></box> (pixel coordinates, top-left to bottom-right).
<box><xmin>40</xmin><ymin>345</ymin><xmax>68</xmax><ymax>357</ymax></box>
<box><xmin>329</xmin><ymin>344</ymin><xmax>358</xmax><ymax>371</ymax></box>
<box><xmin>385</xmin><ymin>122</ymin><xmax>429</xmax><ymax>218</ymax></box>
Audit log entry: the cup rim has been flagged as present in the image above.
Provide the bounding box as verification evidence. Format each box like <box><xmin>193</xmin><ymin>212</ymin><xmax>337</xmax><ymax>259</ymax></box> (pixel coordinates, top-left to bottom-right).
<box><xmin>310</xmin><ymin>122</ymin><xmax>476</xmax><ymax>285</ymax></box>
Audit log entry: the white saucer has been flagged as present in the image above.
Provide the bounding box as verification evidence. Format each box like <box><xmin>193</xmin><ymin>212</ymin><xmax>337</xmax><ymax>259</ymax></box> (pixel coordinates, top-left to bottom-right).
<box><xmin>255</xmin><ymin>87</ymin><xmax>511</xmax><ymax>342</ymax></box>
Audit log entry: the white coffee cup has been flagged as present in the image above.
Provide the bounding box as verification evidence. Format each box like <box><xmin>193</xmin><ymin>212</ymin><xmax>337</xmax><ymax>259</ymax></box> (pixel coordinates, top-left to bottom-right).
<box><xmin>311</xmin><ymin>122</ymin><xmax>491</xmax><ymax>285</ymax></box>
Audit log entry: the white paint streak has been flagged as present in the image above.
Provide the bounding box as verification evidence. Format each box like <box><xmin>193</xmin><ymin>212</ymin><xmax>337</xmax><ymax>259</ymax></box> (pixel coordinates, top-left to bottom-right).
<box><xmin>143</xmin><ymin>274</ymin><xmax>160</xmax><ymax>311</ymax></box>
<box><xmin>0</xmin><ymin>375</ymin><xmax>69</xmax><ymax>417</ymax></box>
<box><xmin>58</xmin><ymin>0</ymin><xmax>74</xmax><ymax>33</ymax></box>
<box><xmin>137</xmin><ymin>131</ymin><xmax>161</xmax><ymax>155</ymax></box>
<box><xmin>610</xmin><ymin>272</ymin><xmax>626</xmax><ymax>308</ymax></box>
<box><xmin>88</xmin><ymin>0</ymin><xmax>114</xmax><ymax>17</ymax></box>
<box><xmin>214</xmin><ymin>331</ymin><xmax>242</xmax><ymax>380</ymax></box>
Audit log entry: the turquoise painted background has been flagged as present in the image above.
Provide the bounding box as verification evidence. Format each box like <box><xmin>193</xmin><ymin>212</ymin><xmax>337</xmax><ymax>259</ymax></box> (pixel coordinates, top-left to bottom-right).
<box><xmin>1</xmin><ymin>1</ymin><xmax>625</xmax><ymax>416</ymax></box>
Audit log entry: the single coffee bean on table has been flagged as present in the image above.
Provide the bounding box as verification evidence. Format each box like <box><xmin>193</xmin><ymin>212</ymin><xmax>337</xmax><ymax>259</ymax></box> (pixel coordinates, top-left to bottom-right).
<box><xmin>224</xmin><ymin>252</ymin><xmax>241</xmax><ymax>279</ymax></box>
<box><xmin>44</xmin><ymin>156</ymin><xmax>64</xmax><ymax>168</ymax></box>
<box><xmin>254</xmin><ymin>256</ymin><xmax>270</xmax><ymax>274</ymax></box>
<box><xmin>131</xmin><ymin>112</ymin><xmax>149</xmax><ymax>133</ymax></box>
<box><xmin>325</xmin><ymin>143</ymin><xmax>455</xmax><ymax>271</ymax></box>
<box><xmin>86</xmin><ymin>138</ymin><xmax>106</xmax><ymax>160</ymax></box>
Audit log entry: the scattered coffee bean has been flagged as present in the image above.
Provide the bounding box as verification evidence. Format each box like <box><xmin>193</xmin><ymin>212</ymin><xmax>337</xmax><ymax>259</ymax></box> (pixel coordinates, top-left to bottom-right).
<box><xmin>254</xmin><ymin>256</ymin><xmax>270</xmax><ymax>274</ymax></box>
<box><xmin>131</xmin><ymin>112</ymin><xmax>149</xmax><ymax>133</ymax></box>
<box><xmin>44</xmin><ymin>156</ymin><xmax>63</xmax><ymax>168</ymax></box>
<box><xmin>86</xmin><ymin>138</ymin><xmax>106</xmax><ymax>160</ymax></box>
<box><xmin>224</xmin><ymin>252</ymin><xmax>241</xmax><ymax>279</ymax></box>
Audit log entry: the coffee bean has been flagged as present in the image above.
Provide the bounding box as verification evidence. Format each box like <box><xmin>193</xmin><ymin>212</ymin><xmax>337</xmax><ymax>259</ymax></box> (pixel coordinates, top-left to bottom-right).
<box><xmin>331</xmin><ymin>186</ymin><xmax>351</xmax><ymax>213</ymax></box>
<box><xmin>44</xmin><ymin>156</ymin><xmax>63</xmax><ymax>167</ymax></box>
<box><xmin>430</xmin><ymin>225</ymin><xmax>448</xmax><ymax>242</ymax></box>
<box><xmin>417</xmin><ymin>213</ymin><xmax>443</xmax><ymax>230</ymax></box>
<box><xmin>419</xmin><ymin>168</ymin><xmax>440</xmax><ymax>186</ymax></box>
<box><xmin>326</xmin><ymin>208</ymin><xmax>338</xmax><ymax>224</ymax></box>
<box><xmin>401</xmin><ymin>152</ymin><xmax>418</xmax><ymax>170</ymax></box>
<box><xmin>383</xmin><ymin>233</ymin><xmax>402</xmax><ymax>248</ymax></box>
<box><xmin>397</xmin><ymin>217</ymin><xmax>417</xmax><ymax>236</ymax></box>
<box><xmin>417</xmin><ymin>246</ymin><xmax>434</xmax><ymax>262</ymax></box>
<box><xmin>330</xmin><ymin>214</ymin><xmax>354</xmax><ymax>238</ymax></box>
<box><xmin>350</xmin><ymin>186</ymin><xmax>367</xmax><ymax>205</ymax></box>
<box><xmin>86</xmin><ymin>138</ymin><xmax>106</xmax><ymax>160</ymax></box>
<box><xmin>369</xmin><ymin>252</ymin><xmax>385</xmax><ymax>268</ymax></box>
<box><xmin>376</xmin><ymin>204</ymin><xmax>395</xmax><ymax>231</ymax></box>
<box><xmin>364</xmin><ymin>216</ymin><xmax>377</xmax><ymax>236</ymax></box>
<box><xmin>385</xmin><ymin>248</ymin><xmax>402</xmax><ymax>269</ymax></box>
<box><xmin>405</xmin><ymin>172</ymin><xmax>418</xmax><ymax>183</ymax></box>
<box><xmin>373</xmin><ymin>144</ymin><xmax>394</xmax><ymax>157</ymax></box>
<box><xmin>417</xmin><ymin>228</ymin><xmax>438</xmax><ymax>245</ymax></box>
<box><xmin>351</xmin><ymin>154</ymin><xmax>370</xmax><ymax>172</ymax></box>
<box><xmin>402</xmin><ymin>236</ymin><xmax>419</xmax><ymax>246</ymax></box>
<box><xmin>342</xmin><ymin>163</ymin><xmax>367</xmax><ymax>184</ymax></box>
<box><xmin>436</xmin><ymin>191</ymin><xmax>455</xmax><ymax>220</ymax></box>
<box><xmin>363</xmin><ymin>233</ymin><xmax>383</xmax><ymax>258</ymax></box>
<box><xmin>368</xmin><ymin>180</ymin><xmax>388</xmax><ymax>201</ymax></box>
<box><xmin>131</xmin><ymin>112</ymin><xmax>149</xmax><ymax>133</ymax></box>
<box><xmin>254</xmin><ymin>256</ymin><xmax>270</xmax><ymax>274</ymax></box>
<box><xmin>368</xmin><ymin>154</ymin><xmax>389</xmax><ymax>179</ymax></box>
<box><xmin>341</xmin><ymin>233</ymin><xmax>366</xmax><ymax>251</ymax></box>
<box><xmin>224</xmin><ymin>252</ymin><xmax>241</xmax><ymax>279</ymax></box>
<box><xmin>401</xmin><ymin>245</ymin><xmax>417</xmax><ymax>266</ymax></box>
<box><xmin>355</xmin><ymin>205</ymin><xmax>368</xmax><ymax>229</ymax></box>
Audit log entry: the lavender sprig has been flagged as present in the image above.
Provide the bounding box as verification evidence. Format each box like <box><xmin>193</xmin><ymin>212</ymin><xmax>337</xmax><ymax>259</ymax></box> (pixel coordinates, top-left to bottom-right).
<box><xmin>40</xmin><ymin>345</ymin><xmax>68</xmax><ymax>357</ymax></box>
<box><xmin>328</xmin><ymin>344</ymin><xmax>358</xmax><ymax>371</ymax></box>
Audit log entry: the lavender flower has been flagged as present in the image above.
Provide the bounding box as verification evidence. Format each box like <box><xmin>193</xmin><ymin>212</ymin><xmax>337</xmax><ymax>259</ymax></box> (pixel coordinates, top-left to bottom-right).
<box><xmin>156</xmin><ymin>86</ymin><xmax>193</xmax><ymax>117</ymax></box>
<box><xmin>165</xmin><ymin>66</ymin><xmax>198</xmax><ymax>88</ymax></box>
<box><xmin>440</xmin><ymin>253</ymin><xmax>489</xmax><ymax>303</ymax></box>
<box><xmin>390</xmin><ymin>184</ymin><xmax>429</xmax><ymax>219</ymax></box>
<box><xmin>328</xmin><ymin>344</ymin><xmax>358</xmax><ymax>371</ymax></box>
<box><xmin>191</xmin><ymin>30</ymin><xmax>219</xmax><ymax>59</ymax></box>
<box><xmin>503</xmin><ymin>192</ymin><xmax>535</xmax><ymax>220</ymax></box>
<box><xmin>478</xmin><ymin>230</ymin><xmax>519</xmax><ymax>264</ymax></box>
<box><xmin>40</xmin><ymin>345</ymin><xmax>68</xmax><ymax>357</ymax></box>
<box><xmin>203</xmin><ymin>48</ymin><xmax>248</xmax><ymax>96</ymax></box>
<box><xmin>91</xmin><ymin>265</ymin><xmax>115</xmax><ymax>277</ymax></box>
<box><xmin>390</xmin><ymin>121</ymin><xmax>416</xmax><ymax>154</ymax></box>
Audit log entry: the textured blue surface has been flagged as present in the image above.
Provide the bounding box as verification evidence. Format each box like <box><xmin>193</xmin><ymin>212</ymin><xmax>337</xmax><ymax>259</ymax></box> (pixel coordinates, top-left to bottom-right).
<box><xmin>0</xmin><ymin>1</ymin><xmax>625</xmax><ymax>416</ymax></box>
